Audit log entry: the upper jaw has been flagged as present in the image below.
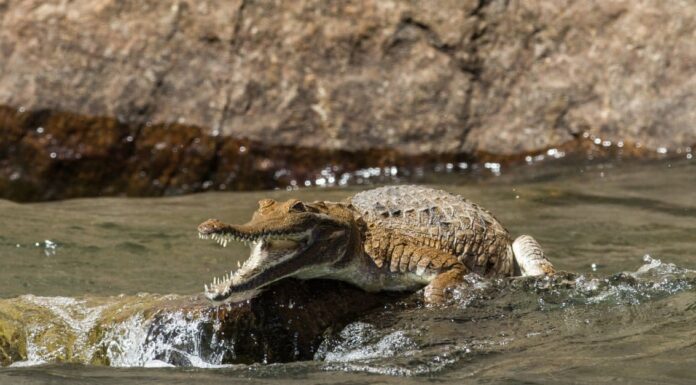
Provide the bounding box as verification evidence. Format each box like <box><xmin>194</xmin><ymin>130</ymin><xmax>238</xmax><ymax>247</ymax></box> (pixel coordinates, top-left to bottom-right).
<box><xmin>197</xmin><ymin>219</ymin><xmax>310</xmax><ymax>247</ymax></box>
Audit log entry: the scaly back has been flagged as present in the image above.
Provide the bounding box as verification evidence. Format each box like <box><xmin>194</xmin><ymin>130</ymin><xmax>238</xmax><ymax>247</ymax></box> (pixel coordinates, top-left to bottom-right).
<box><xmin>350</xmin><ymin>185</ymin><xmax>514</xmax><ymax>276</ymax></box>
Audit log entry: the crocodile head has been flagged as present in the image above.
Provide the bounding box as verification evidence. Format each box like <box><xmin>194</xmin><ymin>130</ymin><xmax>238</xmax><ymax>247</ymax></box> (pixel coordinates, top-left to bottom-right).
<box><xmin>198</xmin><ymin>198</ymin><xmax>355</xmax><ymax>302</ymax></box>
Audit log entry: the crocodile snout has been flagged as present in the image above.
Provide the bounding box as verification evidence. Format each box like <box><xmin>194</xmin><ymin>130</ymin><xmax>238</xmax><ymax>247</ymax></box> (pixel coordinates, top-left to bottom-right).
<box><xmin>198</xmin><ymin>219</ymin><xmax>227</xmax><ymax>235</ymax></box>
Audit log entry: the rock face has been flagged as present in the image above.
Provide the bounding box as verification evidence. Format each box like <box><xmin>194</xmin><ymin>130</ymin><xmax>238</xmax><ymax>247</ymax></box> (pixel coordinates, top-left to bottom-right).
<box><xmin>0</xmin><ymin>0</ymin><xmax>695</xmax><ymax>200</ymax></box>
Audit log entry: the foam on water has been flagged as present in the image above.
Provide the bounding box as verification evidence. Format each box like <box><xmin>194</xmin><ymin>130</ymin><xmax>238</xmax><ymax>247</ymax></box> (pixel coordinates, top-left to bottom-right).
<box><xmin>17</xmin><ymin>295</ymin><xmax>107</xmax><ymax>364</ymax></box>
<box><xmin>101</xmin><ymin>309</ymin><xmax>234</xmax><ymax>368</ymax></box>
<box><xmin>310</xmin><ymin>255</ymin><xmax>696</xmax><ymax>376</ymax></box>
<box><xmin>315</xmin><ymin>322</ymin><xmax>417</xmax><ymax>363</ymax></box>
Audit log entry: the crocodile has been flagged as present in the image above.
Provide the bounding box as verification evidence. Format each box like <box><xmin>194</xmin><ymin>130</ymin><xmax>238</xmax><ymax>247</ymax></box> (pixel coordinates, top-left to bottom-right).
<box><xmin>197</xmin><ymin>185</ymin><xmax>555</xmax><ymax>304</ymax></box>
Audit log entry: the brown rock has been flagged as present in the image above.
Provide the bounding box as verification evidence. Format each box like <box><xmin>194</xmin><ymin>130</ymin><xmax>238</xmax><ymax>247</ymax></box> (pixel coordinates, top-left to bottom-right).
<box><xmin>0</xmin><ymin>0</ymin><xmax>695</xmax><ymax>200</ymax></box>
<box><xmin>0</xmin><ymin>279</ymin><xmax>401</xmax><ymax>366</ymax></box>
<box><xmin>467</xmin><ymin>0</ymin><xmax>696</xmax><ymax>155</ymax></box>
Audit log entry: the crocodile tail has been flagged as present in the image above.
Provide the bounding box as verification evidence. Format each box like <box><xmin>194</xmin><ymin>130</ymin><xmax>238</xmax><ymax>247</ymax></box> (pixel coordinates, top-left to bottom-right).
<box><xmin>512</xmin><ymin>235</ymin><xmax>555</xmax><ymax>276</ymax></box>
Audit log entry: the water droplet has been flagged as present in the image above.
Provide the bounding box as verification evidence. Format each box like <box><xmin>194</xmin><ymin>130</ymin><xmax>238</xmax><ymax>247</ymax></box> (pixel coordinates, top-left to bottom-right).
<box><xmin>484</xmin><ymin>162</ymin><xmax>501</xmax><ymax>176</ymax></box>
<box><xmin>36</xmin><ymin>126</ymin><xmax>44</xmax><ymax>134</ymax></box>
<box><xmin>50</xmin><ymin>152</ymin><xmax>57</xmax><ymax>159</ymax></box>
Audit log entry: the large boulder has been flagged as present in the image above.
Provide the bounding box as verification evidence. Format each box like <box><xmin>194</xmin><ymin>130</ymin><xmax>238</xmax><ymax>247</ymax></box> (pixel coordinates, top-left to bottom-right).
<box><xmin>0</xmin><ymin>0</ymin><xmax>694</xmax><ymax>200</ymax></box>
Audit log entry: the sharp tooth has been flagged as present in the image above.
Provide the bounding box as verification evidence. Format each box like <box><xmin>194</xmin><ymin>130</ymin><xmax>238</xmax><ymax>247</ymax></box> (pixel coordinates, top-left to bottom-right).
<box><xmin>204</xmin><ymin>284</ymin><xmax>208</xmax><ymax>291</ymax></box>
<box><xmin>237</xmin><ymin>261</ymin><xmax>241</xmax><ymax>268</ymax></box>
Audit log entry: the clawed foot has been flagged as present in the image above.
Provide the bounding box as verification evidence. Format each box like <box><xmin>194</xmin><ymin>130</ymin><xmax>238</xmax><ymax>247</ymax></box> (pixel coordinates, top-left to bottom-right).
<box><xmin>423</xmin><ymin>267</ymin><xmax>468</xmax><ymax>305</ymax></box>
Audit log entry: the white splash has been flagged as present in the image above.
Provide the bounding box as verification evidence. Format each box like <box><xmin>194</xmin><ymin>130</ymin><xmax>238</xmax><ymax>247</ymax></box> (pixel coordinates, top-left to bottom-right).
<box><xmin>20</xmin><ymin>295</ymin><xmax>107</xmax><ymax>363</ymax></box>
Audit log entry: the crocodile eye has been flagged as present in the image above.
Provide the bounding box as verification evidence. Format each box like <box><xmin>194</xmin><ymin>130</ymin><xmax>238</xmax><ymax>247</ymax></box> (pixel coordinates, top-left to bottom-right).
<box><xmin>289</xmin><ymin>201</ymin><xmax>306</xmax><ymax>212</ymax></box>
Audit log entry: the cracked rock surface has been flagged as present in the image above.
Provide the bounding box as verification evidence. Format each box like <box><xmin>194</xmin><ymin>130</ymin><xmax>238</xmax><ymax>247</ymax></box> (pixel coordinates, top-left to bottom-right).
<box><xmin>0</xmin><ymin>0</ymin><xmax>695</xmax><ymax>200</ymax></box>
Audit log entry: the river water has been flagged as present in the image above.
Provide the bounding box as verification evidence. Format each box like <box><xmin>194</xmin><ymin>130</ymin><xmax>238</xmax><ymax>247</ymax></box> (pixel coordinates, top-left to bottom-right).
<box><xmin>0</xmin><ymin>158</ymin><xmax>695</xmax><ymax>384</ymax></box>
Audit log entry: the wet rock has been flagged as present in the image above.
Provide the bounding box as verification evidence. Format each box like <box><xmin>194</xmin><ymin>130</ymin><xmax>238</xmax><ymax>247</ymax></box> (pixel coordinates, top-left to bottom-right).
<box><xmin>0</xmin><ymin>317</ymin><xmax>25</xmax><ymax>367</ymax></box>
<box><xmin>0</xmin><ymin>279</ymin><xmax>402</xmax><ymax>366</ymax></box>
<box><xmin>0</xmin><ymin>1</ymin><xmax>695</xmax><ymax>200</ymax></box>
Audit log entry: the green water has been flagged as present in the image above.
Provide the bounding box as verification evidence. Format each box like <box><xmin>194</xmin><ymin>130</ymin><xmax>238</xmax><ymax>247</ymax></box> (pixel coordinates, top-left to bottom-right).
<box><xmin>1</xmin><ymin>159</ymin><xmax>695</xmax><ymax>384</ymax></box>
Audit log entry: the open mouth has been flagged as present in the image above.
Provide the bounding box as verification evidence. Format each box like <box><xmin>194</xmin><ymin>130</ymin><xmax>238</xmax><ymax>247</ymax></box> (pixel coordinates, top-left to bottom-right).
<box><xmin>197</xmin><ymin>220</ymin><xmax>313</xmax><ymax>301</ymax></box>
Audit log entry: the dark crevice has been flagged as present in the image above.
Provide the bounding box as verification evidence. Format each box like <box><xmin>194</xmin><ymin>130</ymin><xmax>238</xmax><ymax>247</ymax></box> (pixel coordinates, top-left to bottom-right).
<box><xmin>200</xmin><ymin>137</ymin><xmax>222</xmax><ymax>192</ymax></box>
<box><xmin>470</xmin><ymin>0</ymin><xmax>492</xmax><ymax>17</ymax></box>
<box><xmin>384</xmin><ymin>1</ymin><xmax>493</xmax><ymax>157</ymax></box>
<box><xmin>395</xmin><ymin>16</ymin><xmax>458</xmax><ymax>55</ymax></box>
<box><xmin>164</xmin><ymin>1</ymin><xmax>185</xmax><ymax>42</ymax></box>
<box><xmin>200</xmin><ymin>90</ymin><xmax>232</xmax><ymax>192</ymax></box>
<box><xmin>200</xmin><ymin>34</ymin><xmax>222</xmax><ymax>44</ymax></box>
<box><xmin>231</xmin><ymin>0</ymin><xmax>248</xmax><ymax>51</ymax></box>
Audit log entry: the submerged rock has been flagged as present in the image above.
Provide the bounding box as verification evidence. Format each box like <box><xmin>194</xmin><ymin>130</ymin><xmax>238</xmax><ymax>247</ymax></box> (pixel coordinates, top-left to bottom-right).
<box><xmin>0</xmin><ymin>279</ymin><xmax>400</xmax><ymax>366</ymax></box>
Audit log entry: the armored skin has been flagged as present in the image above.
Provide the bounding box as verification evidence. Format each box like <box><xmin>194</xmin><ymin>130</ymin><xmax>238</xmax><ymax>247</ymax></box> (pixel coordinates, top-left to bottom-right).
<box><xmin>198</xmin><ymin>185</ymin><xmax>555</xmax><ymax>304</ymax></box>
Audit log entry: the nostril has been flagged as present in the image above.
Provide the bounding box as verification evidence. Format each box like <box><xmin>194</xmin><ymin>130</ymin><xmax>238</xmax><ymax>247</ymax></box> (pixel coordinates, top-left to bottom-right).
<box><xmin>198</xmin><ymin>219</ymin><xmax>223</xmax><ymax>233</ymax></box>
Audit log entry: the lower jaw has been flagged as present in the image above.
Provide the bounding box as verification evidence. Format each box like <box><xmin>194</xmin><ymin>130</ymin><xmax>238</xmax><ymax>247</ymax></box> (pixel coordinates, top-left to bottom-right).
<box><xmin>205</xmin><ymin>242</ymin><xmax>312</xmax><ymax>298</ymax></box>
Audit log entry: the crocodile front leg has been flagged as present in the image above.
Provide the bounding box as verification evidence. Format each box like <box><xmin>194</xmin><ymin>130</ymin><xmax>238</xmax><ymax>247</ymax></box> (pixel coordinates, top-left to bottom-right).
<box><xmin>401</xmin><ymin>245</ymin><xmax>468</xmax><ymax>304</ymax></box>
<box><xmin>424</xmin><ymin>264</ymin><xmax>469</xmax><ymax>304</ymax></box>
<box><xmin>363</xmin><ymin>235</ymin><xmax>469</xmax><ymax>303</ymax></box>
